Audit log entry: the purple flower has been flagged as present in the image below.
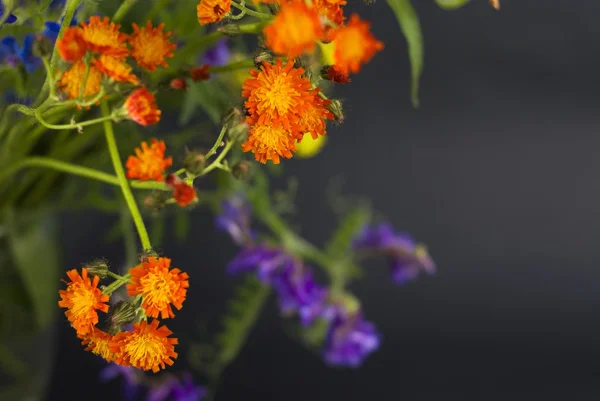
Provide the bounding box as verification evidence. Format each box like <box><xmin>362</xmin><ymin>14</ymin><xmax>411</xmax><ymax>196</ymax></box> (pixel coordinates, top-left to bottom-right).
<box><xmin>170</xmin><ymin>375</ymin><xmax>207</xmax><ymax>401</ymax></box>
<box><xmin>215</xmin><ymin>196</ymin><xmax>254</xmax><ymax>245</ymax></box>
<box><xmin>201</xmin><ymin>38</ymin><xmax>230</xmax><ymax>67</ymax></box>
<box><xmin>146</xmin><ymin>375</ymin><xmax>179</xmax><ymax>401</ymax></box>
<box><xmin>272</xmin><ymin>260</ymin><xmax>328</xmax><ymax>326</ymax></box>
<box><xmin>353</xmin><ymin>223</ymin><xmax>435</xmax><ymax>284</ymax></box>
<box><xmin>0</xmin><ymin>1</ymin><xmax>17</xmax><ymax>24</ymax></box>
<box><xmin>227</xmin><ymin>244</ymin><xmax>288</xmax><ymax>281</ymax></box>
<box><xmin>100</xmin><ymin>363</ymin><xmax>142</xmax><ymax>401</ymax></box>
<box><xmin>323</xmin><ymin>307</ymin><xmax>381</xmax><ymax>367</ymax></box>
<box><xmin>0</xmin><ymin>37</ymin><xmax>20</xmax><ymax>67</ymax></box>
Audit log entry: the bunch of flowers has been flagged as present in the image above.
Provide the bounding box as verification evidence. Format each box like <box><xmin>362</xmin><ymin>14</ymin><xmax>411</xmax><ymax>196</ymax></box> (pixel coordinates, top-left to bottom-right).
<box><xmin>0</xmin><ymin>0</ymin><xmax>497</xmax><ymax>399</ymax></box>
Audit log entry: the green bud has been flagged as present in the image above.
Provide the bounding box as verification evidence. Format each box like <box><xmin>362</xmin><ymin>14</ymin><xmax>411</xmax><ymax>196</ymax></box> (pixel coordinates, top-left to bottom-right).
<box><xmin>140</xmin><ymin>249</ymin><xmax>159</xmax><ymax>262</ymax></box>
<box><xmin>183</xmin><ymin>150</ymin><xmax>206</xmax><ymax>176</ymax></box>
<box><xmin>143</xmin><ymin>191</ymin><xmax>170</xmax><ymax>213</ymax></box>
<box><xmin>232</xmin><ymin>160</ymin><xmax>252</xmax><ymax>180</ymax></box>
<box><xmin>106</xmin><ymin>301</ymin><xmax>137</xmax><ymax>330</ymax></box>
<box><xmin>327</xmin><ymin>99</ymin><xmax>344</xmax><ymax>123</ymax></box>
<box><xmin>85</xmin><ymin>259</ymin><xmax>109</xmax><ymax>279</ymax></box>
<box><xmin>33</xmin><ymin>35</ymin><xmax>53</xmax><ymax>59</ymax></box>
<box><xmin>254</xmin><ymin>51</ymin><xmax>273</xmax><ymax>67</ymax></box>
<box><xmin>228</xmin><ymin>121</ymin><xmax>249</xmax><ymax>143</ymax></box>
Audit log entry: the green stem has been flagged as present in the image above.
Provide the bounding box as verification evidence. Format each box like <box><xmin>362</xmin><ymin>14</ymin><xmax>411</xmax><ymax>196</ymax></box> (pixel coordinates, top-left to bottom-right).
<box><xmin>106</xmin><ymin>271</ymin><xmax>125</xmax><ymax>280</ymax></box>
<box><xmin>41</xmin><ymin>57</ymin><xmax>56</xmax><ymax>100</ymax></box>
<box><xmin>32</xmin><ymin>107</ymin><xmax>118</xmax><ymax>131</ymax></box>
<box><xmin>102</xmin><ymin>274</ymin><xmax>131</xmax><ymax>295</ymax></box>
<box><xmin>113</xmin><ymin>0</ymin><xmax>139</xmax><ymax>22</ymax></box>
<box><xmin>205</xmin><ymin>126</ymin><xmax>228</xmax><ymax>158</ymax></box>
<box><xmin>230</xmin><ymin>2</ymin><xmax>272</xmax><ymax>19</ymax></box>
<box><xmin>101</xmin><ymin>100</ymin><xmax>152</xmax><ymax>251</ymax></box>
<box><xmin>202</xmin><ymin>141</ymin><xmax>234</xmax><ymax>175</ymax></box>
<box><xmin>209</xmin><ymin>59</ymin><xmax>255</xmax><ymax>73</ymax></box>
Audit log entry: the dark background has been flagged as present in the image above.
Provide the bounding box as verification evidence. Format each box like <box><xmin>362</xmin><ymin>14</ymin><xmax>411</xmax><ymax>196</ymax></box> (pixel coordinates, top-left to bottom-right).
<box><xmin>46</xmin><ymin>1</ymin><xmax>600</xmax><ymax>400</ymax></box>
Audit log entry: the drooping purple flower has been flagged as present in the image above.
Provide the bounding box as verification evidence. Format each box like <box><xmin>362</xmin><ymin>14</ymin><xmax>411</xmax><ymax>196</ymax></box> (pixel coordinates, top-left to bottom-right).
<box><xmin>323</xmin><ymin>307</ymin><xmax>381</xmax><ymax>367</ymax></box>
<box><xmin>170</xmin><ymin>374</ymin><xmax>208</xmax><ymax>401</ymax></box>
<box><xmin>100</xmin><ymin>363</ymin><xmax>143</xmax><ymax>401</ymax></box>
<box><xmin>215</xmin><ymin>196</ymin><xmax>254</xmax><ymax>245</ymax></box>
<box><xmin>272</xmin><ymin>260</ymin><xmax>328</xmax><ymax>326</ymax></box>
<box><xmin>353</xmin><ymin>223</ymin><xmax>435</xmax><ymax>284</ymax></box>
<box><xmin>227</xmin><ymin>244</ymin><xmax>288</xmax><ymax>281</ymax></box>
<box><xmin>201</xmin><ymin>38</ymin><xmax>230</xmax><ymax>67</ymax></box>
<box><xmin>145</xmin><ymin>375</ymin><xmax>179</xmax><ymax>401</ymax></box>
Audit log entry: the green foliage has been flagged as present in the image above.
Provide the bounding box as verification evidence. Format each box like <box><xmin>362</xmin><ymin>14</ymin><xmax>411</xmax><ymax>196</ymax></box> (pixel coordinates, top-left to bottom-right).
<box><xmin>386</xmin><ymin>0</ymin><xmax>424</xmax><ymax>108</ymax></box>
<box><xmin>215</xmin><ymin>276</ymin><xmax>269</xmax><ymax>366</ymax></box>
<box><xmin>435</xmin><ymin>0</ymin><xmax>472</xmax><ymax>9</ymax></box>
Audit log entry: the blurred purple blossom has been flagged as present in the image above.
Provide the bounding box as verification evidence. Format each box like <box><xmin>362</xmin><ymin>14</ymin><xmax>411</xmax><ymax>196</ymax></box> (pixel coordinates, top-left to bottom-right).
<box><xmin>201</xmin><ymin>38</ymin><xmax>230</xmax><ymax>67</ymax></box>
<box><xmin>170</xmin><ymin>374</ymin><xmax>207</xmax><ymax>401</ymax></box>
<box><xmin>353</xmin><ymin>223</ymin><xmax>435</xmax><ymax>284</ymax></box>
<box><xmin>100</xmin><ymin>364</ymin><xmax>142</xmax><ymax>401</ymax></box>
<box><xmin>323</xmin><ymin>307</ymin><xmax>381</xmax><ymax>367</ymax></box>
<box><xmin>215</xmin><ymin>196</ymin><xmax>254</xmax><ymax>245</ymax></box>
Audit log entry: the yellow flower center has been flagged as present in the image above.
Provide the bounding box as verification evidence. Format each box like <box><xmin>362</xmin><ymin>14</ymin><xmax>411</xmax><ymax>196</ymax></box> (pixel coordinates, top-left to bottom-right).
<box><xmin>140</xmin><ymin>270</ymin><xmax>179</xmax><ymax>307</ymax></box>
<box><xmin>69</xmin><ymin>284</ymin><xmax>98</xmax><ymax>317</ymax></box>
<box><xmin>124</xmin><ymin>333</ymin><xmax>167</xmax><ymax>368</ymax></box>
<box><xmin>255</xmin><ymin>75</ymin><xmax>299</xmax><ymax>116</ymax></box>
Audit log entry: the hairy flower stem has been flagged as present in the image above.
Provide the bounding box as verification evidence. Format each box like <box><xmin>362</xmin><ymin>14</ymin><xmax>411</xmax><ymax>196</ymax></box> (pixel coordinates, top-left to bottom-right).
<box><xmin>102</xmin><ymin>274</ymin><xmax>132</xmax><ymax>295</ymax></box>
<box><xmin>230</xmin><ymin>2</ymin><xmax>273</xmax><ymax>19</ymax></box>
<box><xmin>113</xmin><ymin>0</ymin><xmax>139</xmax><ymax>22</ymax></box>
<box><xmin>101</xmin><ymin>100</ymin><xmax>152</xmax><ymax>251</ymax></box>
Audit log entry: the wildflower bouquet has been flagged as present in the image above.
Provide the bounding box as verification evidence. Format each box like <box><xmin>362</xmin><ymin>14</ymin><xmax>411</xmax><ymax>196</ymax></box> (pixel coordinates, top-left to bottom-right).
<box><xmin>0</xmin><ymin>0</ymin><xmax>486</xmax><ymax>399</ymax></box>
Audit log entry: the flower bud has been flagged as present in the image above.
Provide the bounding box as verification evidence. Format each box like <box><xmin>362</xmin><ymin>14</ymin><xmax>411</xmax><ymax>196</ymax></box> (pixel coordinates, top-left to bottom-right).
<box><xmin>183</xmin><ymin>149</ymin><xmax>206</xmax><ymax>175</ymax></box>
<box><xmin>190</xmin><ymin>65</ymin><xmax>210</xmax><ymax>82</ymax></box>
<box><xmin>33</xmin><ymin>34</ymin><xmax>53</xmax><ymax>59</ymax></box>
<box><xmin>143</xmin><ymin>191</ymin><xmax>170</xmax><ymax>213</ymax></box>
<box><xmin>327</xmin><ymin>99</ymin><xmax>344</xmax><ymax>123</ymax></box>
<box><xmin>218</xmin><ymin>23</ymin><xmax>242</xmax><ymax>36</ymax></box>
<box><xmin>106</xmin><ymin>301</ymin><xmax>137</xmax><ymax>331</ymax></box>
<box><xmin>232</xmin><ymin>160</ymin><xmax>252</xmax><ymax>180</ymax></box>
<box><xmin>254</xmin><ymin>51</ymin><xmax>273</xmax><ymax>67</ymax></box>
<box><xmin>320</xmin><ymin>65</ymin><xmax>351</xmax><ymax>84</ymax></box>
<box><xmin>221</xmin><ymin>107</ymin><xmax>243</xmax><ymax>127</ymax></box>
<box><xmin>228</xmin><ymin>121</ymin><xmax>249</xmax><ymax>142</ymax></box>
<box><xmin>141</xmin><ymin>249</ymin><xmax>159</xmax><ymax>262</ymax></box>
<box><xmin>85</xmin><ymin>259</ymin><xmax>109</xmax><ymax>279</ymax></box>
<box><xmin>170</xmin><ymin>77</ymin><xmax>187</xmax><ymax>91</ymax></box>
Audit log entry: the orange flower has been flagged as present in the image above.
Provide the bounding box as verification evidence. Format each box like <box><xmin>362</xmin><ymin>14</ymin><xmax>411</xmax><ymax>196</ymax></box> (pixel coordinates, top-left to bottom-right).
<box><xmin>80</xmin><ymin>16</ymin><xmax>129</xmax><ymax>58</ymax></box>
<box><xmin>242</xmin><ymin>60</ymin><xmax>314</xmax><ymax>129</ymax></box>
<box><xmin>124</xmin><ymin>87</ymin><xmax>161</xmax><ymax>126</ymax></box>
<box><xmin>172</xmin><ymin>183</ymin><xmax>197</xmax><ymax>207</ymax></box>
<box><xmin>125</xmin><ymin>139</ymin><xmax>173</xmax><ymax>182</ymax></box>
<box><xmin>332</xmin><ymin>14</ymin><xmax>383</xmax><ymax>74</ymax></box>
<box><xmin>94</xmin><ymin>55</ymin><xmax>138</xmax><ymax>85</ymax></box>
<box><xmin>197</xmin><ymin>0</ymin><xmax>231</xmax><ymax>25</ymax></box>
<box><xmin>296</xmin><ymin>92</ymin><xmax>334</xmax><ymax>139</ymax></box>
<box><xmin>312</xmin><ymin>0</ymin><xmax>345</xmax><ymax>41</ymax></box>
<box><xmin>263</xmin><ymin>2</ymin><xmax>323</xmax><ymax>58</ymax></box>
<box><xmin>57</xmin><ymin>27</ymin><xmax>87</xmax><ymax>62</ymax></box>
<box><xmin>81</xmin><ymin>327</ymin><xmax>115</xmax><ymax>362</ymax></box>
<box><xmin>58</xmin><ymin>268</ymin><xmax>110</xmax><ymax>337</ymax></box>
<box><xmin>322</xmin><ymin>65</ymin><xmax>351</xmax><ymax>84</ymax></box>
<box><xmin>242</xmin><ymin>123</ymin><xmax>298</xmax><ymax>164</ymax></box>
<box><xmin>129</xmin><ymin>21</ymin><xmax>177</xmax><ymax>72</ymax></box>
<box><xmin>126</xmin><ymin>257</ymin><xmax>189</xmax><ymax>319</ymax></box>
<box><xmin>57</xmin><ymin>60</ymin><xmax>103</xmax><ymax>100</ymax></box>
<box><xmin>110</xmin><ymin>319</ymin><xmax>178</xmax><ymax>372</ymax></box>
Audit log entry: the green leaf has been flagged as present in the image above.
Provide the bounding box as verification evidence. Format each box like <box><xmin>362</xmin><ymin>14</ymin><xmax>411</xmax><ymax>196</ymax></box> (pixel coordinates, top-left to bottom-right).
<box><xmin>435</xmin><ymin>0</ymin><xmax>472</xmax><ymax>9</ymax></box>
<box><xmin>386</xmin><ymin>0</ymin><xmax>424</xmax><ymax>108</ymax></box>
<box><xmin>5</xmin><ymin>210</ymin><xmax>60</xmax><ymax>330</ymax></box>
<box><xmin>215</xmin><ymin>276</ymin><xmax>269</xmax><ymax>366</ymax></box>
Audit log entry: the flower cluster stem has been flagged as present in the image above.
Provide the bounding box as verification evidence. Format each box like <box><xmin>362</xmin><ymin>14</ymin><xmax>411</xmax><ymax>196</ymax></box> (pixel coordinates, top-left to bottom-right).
<box><xmin>101</xmin><ymin>100</ymin><xmax>152</xmax><ymax>251</ymax></box>
<box><xmin>230</xmin><ymin>2</ymin><xmax>273</xmax><ymax>19</ymax></box>
<box><xmin>113</xmin><ymin>0</ymin><xmax>139</xmax><ymax>22</ymax></box>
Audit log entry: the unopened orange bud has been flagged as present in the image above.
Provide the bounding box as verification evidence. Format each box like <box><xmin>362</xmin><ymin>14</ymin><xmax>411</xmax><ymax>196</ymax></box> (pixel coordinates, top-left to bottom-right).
<box><xmin>170</xmin><ymin>77</ymin><xmax>187</xmax><ymax>90</ymax></box>
<box><xmin>190</xmin><ymin>65</ymin><xmax>210</xmax><ymax>81</ymax></box>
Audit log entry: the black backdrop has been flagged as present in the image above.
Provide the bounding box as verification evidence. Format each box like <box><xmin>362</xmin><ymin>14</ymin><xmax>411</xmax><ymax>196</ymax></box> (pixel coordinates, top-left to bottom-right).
<box><xmin>47</xmin><ymin>1</ymin><xmax>600</xmax><ymax>400</ymax></box>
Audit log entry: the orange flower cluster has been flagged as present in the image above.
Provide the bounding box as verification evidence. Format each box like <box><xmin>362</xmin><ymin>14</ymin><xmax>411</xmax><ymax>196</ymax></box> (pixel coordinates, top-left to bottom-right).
<box><xmin>55</xmin><ymin>16</ymin><xmax>175</xmax><ymax>125</ymax></box>
<box><xmin>257</xmin><ymin>0</ymin><xmax>382</xmax><ymax>76</ymax></box>
<box><xmin>241</xmin><ymin>59</ymin><xmax>333</xmax><ymax>164</ymax></box>
<box><xmin>125</xmin><ymin>140</ymin><xmax>197</xmax><ymax>207</ymax></box>
<box><xmin>197</xmin><ymin>0</ymin><xmax>231</xmax><ymax>25</ymax></box>
<box><xmin>58</xmin><ymin>257</ymin><xmax>188</xmax><ymax>372</ymax></box>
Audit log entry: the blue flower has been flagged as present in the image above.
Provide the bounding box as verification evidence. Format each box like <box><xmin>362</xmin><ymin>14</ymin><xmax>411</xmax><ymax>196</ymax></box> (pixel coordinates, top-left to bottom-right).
<box><xmin>18</xmin><ymin>34</ymin><xmax>42</xmax><ymax>73</ymax></box>
<box><xmin>0</xmin><ymin>36</ymin><xmax>20</xmax><ymax>67</ymax></box>
<box><xmin>201</xmin><ymin>38</ymin><xmax>230</xmax><ymax>67</ymax></box>
<box><xmin>170</xmin><ymin>375</ymin><xmax>207</xmax><ymax>401</ymax></box>
<box><xmin>3</xmin><ymin>89</ymin><xmax>32</xmax><ymax>105</ymax></box>
<box><xmin>215</xmin><ymin>196</ymin><xmax>254</xmax><ymax>245</ymax></box>
<box><xmin>100</xmin><ymin>363</ymin><xmax>143</xmax><ymax>401</ymax></box>
<box><xmin>322</xmin><ymin>307</ymin><xmax>381</xmax><ymax>367</ymax></box>
<box><xmin>0</xmin><ymin>1</ymin><xmax>17</xmax><ymax>24</ymax></box>
<box><xmin>43</xmin><ymin>16</ymin><xmax>79</xmax><ymax>42</ymax></box>
<box><xmin>353</xmin><ymin>223</ymin><xmax>435</xmax><ymax>284</ymax></box>
<box><xmin>227</xmin><ymin>244</ymin><xmax>288</xmax><ymax>281</ymax></box>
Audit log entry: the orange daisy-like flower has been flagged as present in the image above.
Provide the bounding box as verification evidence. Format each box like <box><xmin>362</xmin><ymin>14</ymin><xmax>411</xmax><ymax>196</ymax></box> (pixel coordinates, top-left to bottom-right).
<box><xmin>110</xmin><ymin>319</ymin><xmax>178</xmax><ymax>372</ymax></box>
<box><xmin>81</xmin><ymin>327</ymin><xmax>115</xmax><ymax>362</ymax></box>
<box><xmin>80</xmin><ymin>16</ymin><xmax>129</xmax><ymax>58</ymax></box>
<box><xmin>197</xmin><ymin>0</ymin><xmax>231</xmax><ymax>25</ymax></box>
<box><xmin>312</xmin><ymin>0</ymin><xmax>345</xmax><ymax>41</ymax></box>
<box><xmin>125</xmin><ymin>139</ymin><xmax>173</xmax><ymax>182</ymax></box>
<box><xmin>242</xmin><ymin>123</ymin><xmax>298</xmax><ymax>164</ymax></box>
<box><xmin>57</xmin><ymin>27</ymin><xmax>87</xmax><ymax>62</ymax></box>
<box><xmin>57</xmin><ymin>60</ymin><xmax>103</xmax><ymax>100</ymax></box>
<box><xmin>126</xmin><ymin>257</ymin><xmax>189</xmax><ymax>319</ymax></box>
<box><xmin>58</xmin><ymin>268</ymin><xmax>110</xmax><ymax>337</ymax></box>
<box><xmin>263</xmin><ymin>2</ymin><xmax>323</xmax><ymax>58</ymax></box>
<box><xmin>124</xmin><ymin>87</ymin><xmax>161</xmax><ymax>126</ymax></box>
<box><xmin>172</xmin><ymin>183</ymin><xmax>197</xmax><ymax>207</ymax></box>
<box><xmin>129</xmin><ymin>22</ymin><xmax>177</xmax><ymax>72</ymax></box>
<box><xmin>332</xmin><ymin>14</ymin><xmax>384</xmax><ymax>74</ymax></box>
<box><xmin>242</xmin><ymin>60</ymin><xmax>314</xmax><ymax>128</ymax></box>
<box><xmin>94</xmin><ymin>55</ymin><xmax>138</xmax><ymax>85</ymax></box>
<box><xmin>296</xmin><ymin>93</ymin><xmax>334</xmax><ymax>139</ymax></box>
